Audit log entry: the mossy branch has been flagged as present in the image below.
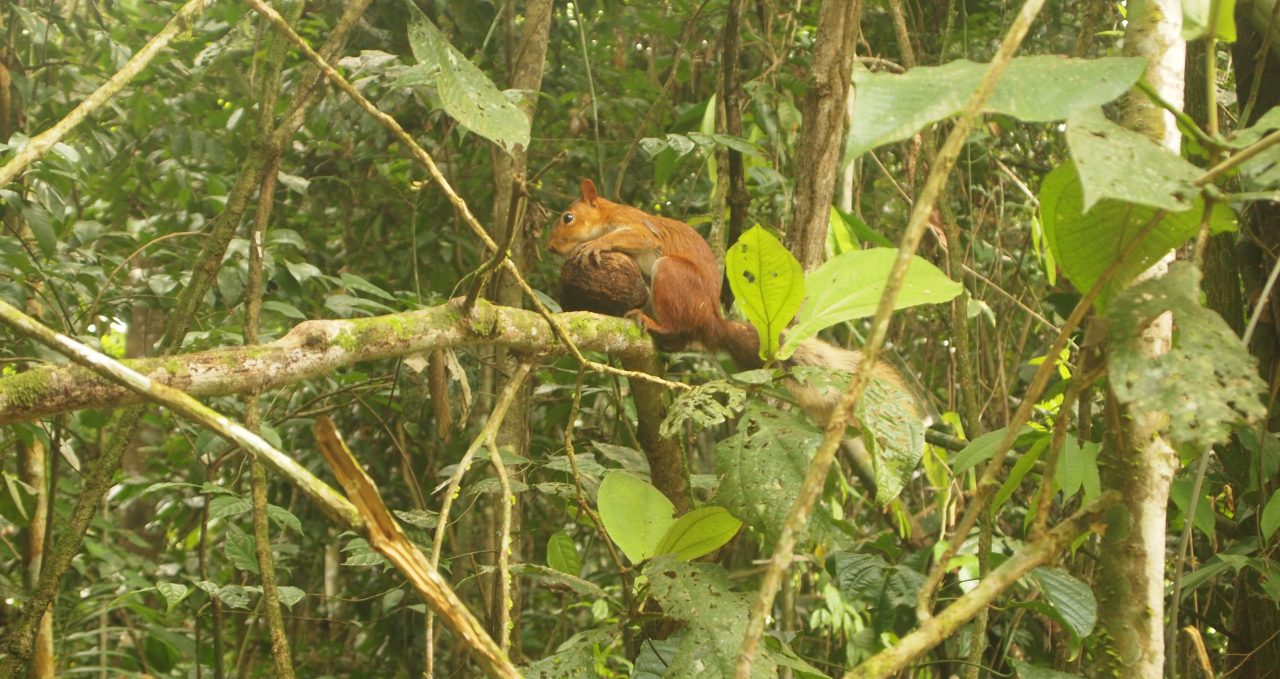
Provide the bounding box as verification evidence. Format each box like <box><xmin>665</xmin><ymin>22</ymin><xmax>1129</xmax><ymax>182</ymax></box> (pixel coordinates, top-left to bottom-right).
<box><xmin>0</xmin><ymin>299</ymin><xmax>656</xmax><ymax>425</ymax></box>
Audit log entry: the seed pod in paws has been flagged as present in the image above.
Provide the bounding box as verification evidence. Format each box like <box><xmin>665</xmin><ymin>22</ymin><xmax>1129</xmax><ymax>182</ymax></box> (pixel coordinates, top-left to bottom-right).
<box><xmin>557</xmin><ymin>251</ymin><xmax>650</xmax><ymax>317</ymax></box>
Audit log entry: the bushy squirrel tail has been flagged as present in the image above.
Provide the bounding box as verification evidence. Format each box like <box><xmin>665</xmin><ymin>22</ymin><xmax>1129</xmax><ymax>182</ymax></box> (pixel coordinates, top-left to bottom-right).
<box><xmin>707</xmin><ymin>323</ymin><xmax>924</xmax><ymax>425</ymax></box>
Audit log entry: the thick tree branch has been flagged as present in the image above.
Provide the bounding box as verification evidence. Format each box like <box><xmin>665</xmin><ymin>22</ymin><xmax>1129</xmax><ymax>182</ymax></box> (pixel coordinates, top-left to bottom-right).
<box><xmin>0</xmin><ymin>300</ymin><xmax>657</xmax><ymax>424</ymax></box>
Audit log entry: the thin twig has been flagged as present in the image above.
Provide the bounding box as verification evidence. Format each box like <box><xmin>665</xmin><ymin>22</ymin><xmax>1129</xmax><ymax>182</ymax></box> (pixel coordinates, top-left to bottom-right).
<box><xmin>733</xmin><ymin>0</ymin><xmax>1051</xmax><ymax>674</ymax></box>
<box><xmin>245</xmin><ymin>0</ymin><xmax>689</xmax><ymax>393</ymax></box>
<box><xmin>425</xmin><ymin>363</ymin><xmax>532</xmax><ymax>675</ymax></box>
<box><xmin>842</xmin><ymin>492</ymin><xmax>1120</xmax><ymax>679</ymax></box>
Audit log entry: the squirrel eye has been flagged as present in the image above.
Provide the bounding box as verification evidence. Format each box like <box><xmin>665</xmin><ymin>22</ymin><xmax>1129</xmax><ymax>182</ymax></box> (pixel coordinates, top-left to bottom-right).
<box><xmin>562</xmin><ymin>213</ymin><xmax>574</xmax><ymax>224</ymax></box>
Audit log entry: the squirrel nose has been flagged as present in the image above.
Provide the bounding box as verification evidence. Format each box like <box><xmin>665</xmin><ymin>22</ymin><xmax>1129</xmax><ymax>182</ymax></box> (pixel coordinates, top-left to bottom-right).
<box><xmin>548</xmin><ymin>237</ymin><xmax>572</xmax><ymax>255</ymax></box>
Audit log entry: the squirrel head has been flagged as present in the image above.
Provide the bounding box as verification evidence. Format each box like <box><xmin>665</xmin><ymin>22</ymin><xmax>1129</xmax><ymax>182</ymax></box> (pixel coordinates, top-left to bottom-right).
<box><xmin>548</xmin><ymin>179</ymin><xmax>608</xmax><ymax>255</ymax></box>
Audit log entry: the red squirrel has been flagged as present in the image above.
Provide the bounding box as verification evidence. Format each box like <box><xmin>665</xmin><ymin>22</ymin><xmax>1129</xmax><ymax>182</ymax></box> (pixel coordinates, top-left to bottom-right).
<box><xmin>548</xmin><ymin>179</ymin><xmax>763</xmax><ymax>368</ymax></box>
<box><xmin>549</xmin><ymin>179</ymin><xmax>918</xmax><ymax>422</ymax></box>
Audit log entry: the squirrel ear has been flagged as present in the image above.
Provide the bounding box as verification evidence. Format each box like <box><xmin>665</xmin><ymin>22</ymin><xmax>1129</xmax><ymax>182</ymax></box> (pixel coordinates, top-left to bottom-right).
<box><xmin>580</xmin><ymin>179</ymin><xmax>598</xmax><ymax>205</ymax></box>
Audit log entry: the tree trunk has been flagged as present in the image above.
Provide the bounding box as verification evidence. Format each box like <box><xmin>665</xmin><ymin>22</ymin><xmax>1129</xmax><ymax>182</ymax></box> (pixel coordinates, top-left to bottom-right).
<box><xmin>1093</xmin><ymin>0</ymin><xmax>1184</xmax><ymax>675</ymax></box>
<box><xmin>783</xmin><ymin>0</ymin><xmax>861</xmax><ymax>270</ymax></box>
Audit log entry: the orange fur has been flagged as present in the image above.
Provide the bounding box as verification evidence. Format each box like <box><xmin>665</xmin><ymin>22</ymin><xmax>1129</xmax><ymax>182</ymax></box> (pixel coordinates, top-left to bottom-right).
<box><xmin>549</xmin><ymin>179</ymin><xmax>763</xmax><ymax>368</ymax></box>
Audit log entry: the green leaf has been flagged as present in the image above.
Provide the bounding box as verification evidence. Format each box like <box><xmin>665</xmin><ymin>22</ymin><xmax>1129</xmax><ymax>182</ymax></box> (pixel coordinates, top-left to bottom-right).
<box><xmin>1182</xmin><ymin>0</ymin><xmax>1237</xmax><ymax>41</ymax></box>
<box><xmin>1108</xmin><ymin>262</ymin><xmax>1266</xmax><ymax>449</ymax></box>
<box><xmin>208</xmin><ymin>495</ymin><xmax>251</xmax><ymax>520</ymax></box>
<box><xmin>830</xmin><ymin>551</ymin><xmax>926</xmax><ymax>613</ymax></box>
<box><xmin>1040</xmin><ymin>162</ymin><xmax>1235</xmax><ymax>306</ymax></box>
<box><xmin>1066</xmin><ymin>107</ymin><xmax>1203</xmax><ymax>212</ymax></box>
<box><xmin>0</xmin><ymin>472</ymin><xmax>37</xmax><ymax>527</ymax></box>
<box><xmin>276</xmin><ymin>586</ymin><xmax>306</xmax><ymax>610</ymax></box>
<box><xmin>156</xmin><ymin>581</ymin><xmax>190</xmax><ymax>612</ymax></box>
<box><xmin>546</xmin><ymin>532</ymin><xmax>582</xmax><ymax>576</ymax></box>
<box><xmin>781</xmin><ymin>248</ymin><xmax>961</xmax><ymax>359</ymax></box>
<box><xmin>1171</xmin><ymin>477</ymin><xmax>1216</xmax><ymax>540</ymax></box>
<box><xmin>402</xmin><ymin>0</ymin><xmax>530</xmax><ymax>154</ymax></box>
<box><xmin>715</xmin><ymin>403</ymin><xmax>824</xmax><ymax>545</ymax></box>
<box><xmin>993</xmin><ymin>436</ymin><xmax>1049</xmax><ymax>511</ymax></box>
<box><xmin>523</xmin><ymin>628</ymin><xmax>620</xmax><ymax>679</ymax></box>
<box><xmin>216</xmin><ymin>584</ymin><xmax>255</xmax><ymax>609</ymax></box>
<box><xmin>652</xmin><ymin>506</ymin><xmax>742</xmax><ymax>561</ymax></box>
<box><xmin>726</xmin><ymin>225</ymin><xmax>805</xmax><ymax>361</ymax></box>
<box><xmin>660</xmin><ymin>379</ymin><xmax>748</xmax><ymax>439</ymax></box>
<box><xmin>393</xmin><ymin>508</ymin><xmax>439</xmax><ymax>529</ymax></box>
<box><xmin>1056</xmin><ymin>438</ymin><xmax>1101</xmax><ymax>502</ymax></box>
<box><xmin>340</xmin><ymin>273</ymin><xmax>397</xmax><ymax>301</ymax></box>
<box><xmin>1225</xmin><ymin>106</ymin><xmax>1280</xmax><ymax>149</ymax></box>
<box><xmin>846</xmin><ymin>56</ymin><xmax>1147</xmax><ymax>159</ymax></box>
<box><xmin>511</xmin><ymin>563</ymin><xmax>607</xmax><ymax>599</ymax></box>
<box><xmin>643</xmin><ymin>559</ymin><xmax>779</xmax><ymax>678</ymax></box>
<box><xmin>22</xmin><ymin>204</ymin><xmax>56</xmax><ymax>256</ymax></box>
<box><xmin>1031</xmin><ymin>567</ymin><xmax>1097</xmax><ymax>639</ymax></box>
<box><xmin>596</xmin><ymin>471</ymin><xmax>676</xmax><ymax>563</ymax></box>
<box><xmin>224</xmin><ymin>525</ymin><xmax>259</xmax><ymax>574</ymax></box>
<box><xmin>267</xmin><ymin>504</ymin><xmax>303</xmax><ymax>534</ymax></box>
<box><xmin>1263</xmin><ymin>490</ymin><xmax>1280</xmax><ymax>542</ymax></box>
<box><xmin>786</xmin><ymin>366</ymin><xmax>926</xmax><ymax>503</ymax></box>
<box><xmin>952</xmin><ymin>427</ymin><xmax>1032</xmax><ymax>476</ymax></box>
<box><xmin>342</xmin><ymin>537</ymin><xmax>389</xmax><ymax>567</ymax></box>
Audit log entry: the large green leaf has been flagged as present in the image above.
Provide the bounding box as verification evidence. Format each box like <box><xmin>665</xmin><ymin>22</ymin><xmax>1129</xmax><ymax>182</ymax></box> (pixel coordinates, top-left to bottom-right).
<box><xmin>726</xmin><ymin>225</ymin><xmax>805</xmax><ymax>361</ymax></box>
<box><xmin>829</xmin><ymin>551</ymin><xmax>926</xmax><ymax>634</ymax></box>
<box><xmin>652</xmin><ymin>506</ymin><xmax>742</xmax><ymax>561</ymax></box>
<box><xmin>781</xmin><ymin>248</ymin><xmax>961</xmax><ymax>359</ymax></box>
<box><xmin>1031</xmin><ymin>567</ymin><xmax>1097</xmax><ymax>640</ymax></box>
<box><xmin>785</xmin><ymin>366</ymin><xmax>925</xmax><ymax>503</ymax></box>
<box><xmin>715</xmin><ymin>402</ymin><xmax>824</xmax><ymax>545</ymax></box>
<box><xmin>1108</xmin><ymin>262</ymin><xmax>1266</xmax><ymax>450</ymax></box>
<box><xmin>643</xmin><ymin>559</ymin><xmax>778</xmax><ymax>678</ymax></box>
<box><xmin>596</xmin><ymin>472</ymin><xmax>675</xmax><ymax>563</ymax></box>
<box><xmin>401</xmin><ymin>0</ymin><xmax>530</xmax><ymax>154</ymax></box>
<box><xmin>846</xmin><ymin>56</ymin><xmax>1147</xmax><ymax>159</ymax></box>
<box><xmin>1039</xmin><ymin>162</ymin><xmax>1235</xmax><ymax>306</ymax></box>
<box><xmin>1066</xmin><ymin>108</ymin><xmax>1203</xmax><ymax>212</ymax></box>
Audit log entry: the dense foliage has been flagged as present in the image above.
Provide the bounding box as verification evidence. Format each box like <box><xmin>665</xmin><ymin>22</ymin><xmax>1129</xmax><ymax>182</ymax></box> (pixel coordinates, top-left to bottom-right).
<box><xmin>1</xmin><ymin>0</ymin><xmax>1278</xmax><ymax>677</ymax></box>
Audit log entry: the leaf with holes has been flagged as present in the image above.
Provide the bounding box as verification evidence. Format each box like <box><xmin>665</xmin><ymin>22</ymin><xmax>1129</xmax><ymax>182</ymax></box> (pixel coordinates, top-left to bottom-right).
<box><xmin>1040</xmin><ymin>162</ymin><xmax>1235</xmax><ymax>307</ymax></box>
<box><xmin>715</xmin><ymin>402</ymin><xmax>824</xmax><ymax>545</ymax></box>
<box><xmin>644</xmin><ymin>558</ymin><xmax>779</xmax><ymax>678</ymax></box>
<box><xmin>1108</xmin><ymin>262</ymin><xmax>1265</xmax><ymax>449</ymax></box>
<box><xmin>726</xmin><ymin>225</ymin><xmax>805</xmax><ymax>361</ymax></box>
<box><xmin>401</xmin><ymin>0</ymin><xmax>529</xmax><ymax>154</ymax></box>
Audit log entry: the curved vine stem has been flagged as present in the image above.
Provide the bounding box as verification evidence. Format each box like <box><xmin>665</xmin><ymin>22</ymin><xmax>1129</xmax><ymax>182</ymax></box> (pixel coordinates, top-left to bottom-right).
<box><xmin>732</xmin><ymin>0</ymin><xmax>1050</xmax><ymax>674</ymax></box>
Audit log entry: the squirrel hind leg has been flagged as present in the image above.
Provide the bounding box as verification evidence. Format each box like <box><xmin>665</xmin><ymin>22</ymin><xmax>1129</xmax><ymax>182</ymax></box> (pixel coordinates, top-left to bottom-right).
<box><xmin>648</xmin><ymin>255</ymin><xmax>723</xmax><ymax>343</ymax></box>
<box><xmin>625</xmin><ymin>308</ymin><xmax>692</xmax><ymax>351</ymax></box>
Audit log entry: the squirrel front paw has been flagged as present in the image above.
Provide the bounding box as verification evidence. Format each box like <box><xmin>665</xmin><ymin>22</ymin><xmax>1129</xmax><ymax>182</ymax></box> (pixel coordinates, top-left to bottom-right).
<box><xmin>571</xmin><ymin>240</ymin><xmax>608</xmax><ymax>266</ymax></box>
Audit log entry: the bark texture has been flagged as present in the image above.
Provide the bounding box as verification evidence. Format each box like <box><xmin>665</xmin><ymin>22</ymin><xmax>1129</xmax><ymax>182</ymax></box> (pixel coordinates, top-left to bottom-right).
<box><xmin>1094</xmin><ymin>0</ymin><xmax>1184</xmax><ymax>675</ymax></box>
<box><xmin>783</xmin><ymin>0</ymin><xmax>861</xmax><ymax>270</ymax></box>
